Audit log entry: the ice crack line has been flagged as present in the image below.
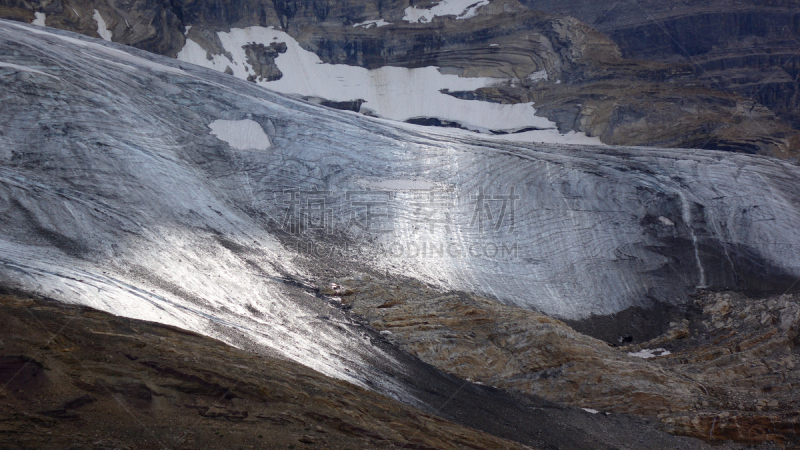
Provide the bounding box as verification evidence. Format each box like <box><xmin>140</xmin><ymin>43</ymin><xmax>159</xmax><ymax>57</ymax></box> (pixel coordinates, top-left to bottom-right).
<box><xmin>678</xmin><ymin>191</ymin><xmax>706</xmax><ymax>288</ymax></box>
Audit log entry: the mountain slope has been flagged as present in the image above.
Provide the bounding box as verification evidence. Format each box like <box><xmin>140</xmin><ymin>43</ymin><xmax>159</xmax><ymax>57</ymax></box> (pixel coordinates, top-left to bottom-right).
<box><xmin>1</xmin><ymin>18</ymin><xmax>800</xmax><ymax>446</ymax></box>
<box><xmin>0</xmin><ymin>292</ymin><xmax>531</xmax><ymax>449</ymax></box>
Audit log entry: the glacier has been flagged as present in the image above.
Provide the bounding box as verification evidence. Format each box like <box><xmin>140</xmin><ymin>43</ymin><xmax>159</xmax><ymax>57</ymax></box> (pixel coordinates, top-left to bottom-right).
<box><xmin>2</xmin><ymin>18</ymin><xmax>800</xmax><ymax>399</ymax></box>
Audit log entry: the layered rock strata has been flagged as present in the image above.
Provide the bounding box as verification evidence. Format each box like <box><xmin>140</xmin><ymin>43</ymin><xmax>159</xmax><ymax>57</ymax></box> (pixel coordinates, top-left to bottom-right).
<box><xmin>328</xmin><ymin>273</ymin><xmax>800</xmax><ymax>446</ymax></box>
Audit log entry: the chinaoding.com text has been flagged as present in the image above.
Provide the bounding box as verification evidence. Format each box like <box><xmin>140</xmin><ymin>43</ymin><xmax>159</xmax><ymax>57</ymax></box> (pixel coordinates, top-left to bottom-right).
<box><xmin>292</xmin><ymin>240</ymin><xmax>519</xmax><ymax>260</ymax></box>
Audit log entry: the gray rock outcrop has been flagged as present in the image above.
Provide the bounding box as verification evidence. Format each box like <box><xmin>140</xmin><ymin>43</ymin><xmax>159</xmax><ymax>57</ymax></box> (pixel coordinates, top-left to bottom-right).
<box><xmin>521</xmin><ymin>0</ymin><xmax>800</xmax><ymax>135</ymax></box>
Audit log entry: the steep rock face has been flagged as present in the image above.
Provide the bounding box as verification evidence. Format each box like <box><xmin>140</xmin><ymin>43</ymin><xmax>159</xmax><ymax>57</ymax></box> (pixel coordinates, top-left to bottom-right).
<box><xmin>4</xmin><ymin>0</ymin><xmax>799</xmax><ymax>154</ymax></box>
<box><xmin>3</xmin><ymin>0</ymin><xmax>187</xmax><ymax>55</ymax></box>
<box><xmin>302</xmin><ymin>9</ymin><xmax>619</xmax><ymax>76</ymax></box>
<box><xmin>0</xmin><ymin>0</ymin><xmax>407</xmax><ymax>53</ymax></box>
<box><xmin>526</xmin><ymin>73</ymin><xmax>799</xmax><ymax>154</ymax></box>
<box><xmin>519</xmin><ymin>0</ymin><xmax>800</xmax><ymax>133</ymax></box>
<box><xmin>609</xmin><ymin>10</ymin><xmax>800</xmax><ymax>131</ymax></box>
<box><xmin>243</xmin><ymin>41</ymin><xmax>286</xmax><ymax>81</ymax></box>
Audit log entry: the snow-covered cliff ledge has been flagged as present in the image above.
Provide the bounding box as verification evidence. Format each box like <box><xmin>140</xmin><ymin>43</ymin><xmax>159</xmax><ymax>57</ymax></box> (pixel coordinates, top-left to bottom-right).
<box><xmin>176</xmin><ymin>25</ymin><xmax>601</xmax><ymax>145</ymax></box>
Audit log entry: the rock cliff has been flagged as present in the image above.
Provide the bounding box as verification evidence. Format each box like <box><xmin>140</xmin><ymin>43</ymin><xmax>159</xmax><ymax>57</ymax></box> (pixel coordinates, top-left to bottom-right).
<box><xmin>522</xmin><ymin>0</ymin><xmax>800</xmax><ymax>138</ymax></box>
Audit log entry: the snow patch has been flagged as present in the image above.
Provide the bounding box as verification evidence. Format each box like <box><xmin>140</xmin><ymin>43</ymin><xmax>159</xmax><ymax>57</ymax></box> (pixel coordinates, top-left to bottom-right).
<box><xmin>526</xmin><ymin>70</ymin><xmax>548</xmax><ymax>83</ymax></box>
<box><xmin>627</xmin><ymin>348</ymin><xmax>671</xmax><ymax>359</ymax></box>
<box><xmin>582</xmin><ymin>408</ymin><xmax>599</xmax><ymax>414</ymax></box>
<box><xmin>658</xmin><ymin>216</ymin><xmax>675</xmax><ymax>226</ymax></box>
<box><xmin>353</xmin><ymin>19</ymin><xmax>391</xmax><ymax>28</ymax></box>
<box><xmin>403</xmin><ymin>0</ymin><xmax>490</xmax><ymax>23</ymax></box>
<box><xmin>208</xmin><ymin>119</ymin><xmax>271</xmax><ymax>151</ymax></box>
<box><xmin>93</xmin><ymin>10</ymin><xmax>113</xmax><ymax>42</ymax></box>
<box><xmin>32</xmin><ymin>12</ymin><xmax>46</xmax><ymax>27</ymax></box>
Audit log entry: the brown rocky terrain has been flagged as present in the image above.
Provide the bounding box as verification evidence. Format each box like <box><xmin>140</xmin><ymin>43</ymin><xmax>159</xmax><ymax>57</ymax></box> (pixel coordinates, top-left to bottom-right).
<box><xmin>0</xmin><ymin>290</ymin><xmax>530</xmax><ymax>449</ymax></box>
<box><xmin>520</xmin><ymin>0</ymin><xmax>800</xmax><ymax>132</ymax></box>
<box><xmin>2</xmin><ymin>0</ymin><xmax>798</xmax><ymax>155</ymax></box>
<box><xmin>650</xmin><ymin>291</ymin><xmax>800</xmax><ymax>445</ymax></box>
<box><xmin>326</xmin><ymin>274</ymin><xmax>800</xmax><ymax>447</ymax></box>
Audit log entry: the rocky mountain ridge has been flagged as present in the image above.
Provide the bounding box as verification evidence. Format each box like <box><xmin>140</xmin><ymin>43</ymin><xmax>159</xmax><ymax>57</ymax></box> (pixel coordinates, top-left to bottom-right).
<box><xmin>0</xmin><ymin>291</ymin><xmax>526</xmax><ymax>449</ymax></box>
